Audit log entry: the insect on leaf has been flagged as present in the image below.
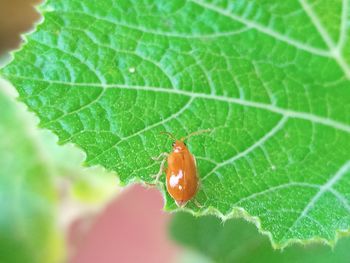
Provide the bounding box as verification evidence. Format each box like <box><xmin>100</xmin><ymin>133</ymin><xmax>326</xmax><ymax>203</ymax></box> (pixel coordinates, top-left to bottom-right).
<box><xmin>1</xmin><ymin>0</ymin><xmax>350</xmax><ymax>248</ymax></box>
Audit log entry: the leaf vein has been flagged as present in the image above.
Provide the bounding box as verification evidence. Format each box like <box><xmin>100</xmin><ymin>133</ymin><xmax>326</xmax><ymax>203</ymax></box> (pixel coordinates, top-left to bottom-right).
<box><xmin>56</xmin><ymin>10</ymin><xmax>252</xmax><ymax>40</ymax></box>
<box><xmin>189</xmin><ymin>0</ymin><xmax>331</xmax><ymax>57</ymax></box>
<box><xmin>5</xmin><ymin>75</ymin><xmax>350</xmax><ymax>133</ymax></box>
<box><xmin>233</xmin><ymin>182</ymin><xmax>321</xmax><ymax>206</ymax></box>
<box><xmin>87</xmin><ymin>97</ymin><xmax>195</xmax><ymax>164</ymax></box>
<box><xmin>202</xmin><ymin>116</ymin><xmax>288</xmax><ymax>180</ymax></box>
<box><xmin>283</xmin><ymin>161</ymin><xmax>350</xmax><ymax>238</ymax></box>
<box><xmin>298</xmin><ymin>0</ymin><xmax>350</xmax><ymax>78</ymax></box>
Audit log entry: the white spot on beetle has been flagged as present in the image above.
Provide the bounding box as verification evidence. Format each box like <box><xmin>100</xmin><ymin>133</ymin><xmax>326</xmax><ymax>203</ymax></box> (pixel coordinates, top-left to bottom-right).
<box><xmin>169</xmin><ymin>170</ymin><xmax>183</xmax><ymax>188</ymax></box>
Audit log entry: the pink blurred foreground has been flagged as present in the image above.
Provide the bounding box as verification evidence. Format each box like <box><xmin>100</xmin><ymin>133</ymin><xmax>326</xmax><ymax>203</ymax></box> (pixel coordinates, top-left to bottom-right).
<box><xmin>69</xmin><ymin>184</ymin><xmax>180</xmax><ymax>263</ymax></box>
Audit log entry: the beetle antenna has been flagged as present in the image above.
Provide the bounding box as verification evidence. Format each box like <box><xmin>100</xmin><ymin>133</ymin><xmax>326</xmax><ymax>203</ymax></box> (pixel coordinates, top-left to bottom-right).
<box><xmin>180</xmin><ymin>129</ymin><xmax>212</xmax><ymax>141</ymax></box>
<box><xmin>160</xmin><ymin>131</ymin><xmax>176</xmax><ymax>141</ymax></box>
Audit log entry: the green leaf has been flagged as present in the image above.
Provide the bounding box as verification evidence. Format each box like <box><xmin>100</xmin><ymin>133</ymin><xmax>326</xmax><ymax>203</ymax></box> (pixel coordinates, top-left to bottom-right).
<box><xmin>0</xmin><ymin>80</ymin><xmax>64</xmax><ymax>263</ymax></box>
<box><xmin>170</xmin><ymin>212</ymin><xmax>350</xmax><ymax>263</ymax></box>
<box><xmin>1</xmin><ymin>0</ymin><xmax>350</xmax><ymax>247</ymax></box>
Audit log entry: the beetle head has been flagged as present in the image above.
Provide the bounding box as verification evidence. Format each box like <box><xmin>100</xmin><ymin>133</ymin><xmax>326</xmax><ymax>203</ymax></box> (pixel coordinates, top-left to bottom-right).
<box><xmin>172</xmin><ymin>140</ymin><xmax>187</xmax><ymax>152</ymax></box>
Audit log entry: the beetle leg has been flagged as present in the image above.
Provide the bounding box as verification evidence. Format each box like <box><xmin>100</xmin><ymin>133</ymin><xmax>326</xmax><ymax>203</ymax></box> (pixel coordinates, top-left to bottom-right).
<box><xmin>196</xmin><ymin>178</ymin><xmax>201</xmax><ymax>191</ymax></box>
<box><xmin>193</xmin><ymin>199</ymin><xmax>203</xmax><ymax>208</ymax></box>
<box><xmin>151</xmin><ymin>152</ymin><xmax>168</xmax><ymax>161</ymax></box>
<box><xmin>175</xmin><ymin>200</ymin><xmax>188</xmax><ymax>207</ymax></box>
<box><xmin>151</xmin><ymin>153</ymin><xmax>168</xmax><ymax>182</ymax></box>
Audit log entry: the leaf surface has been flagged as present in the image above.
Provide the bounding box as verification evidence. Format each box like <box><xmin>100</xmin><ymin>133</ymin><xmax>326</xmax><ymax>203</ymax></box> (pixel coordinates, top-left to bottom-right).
<box><xmin>2</xmin><ymin>0</ymin><xmax>350</xmax><ymax>247</ymax></box>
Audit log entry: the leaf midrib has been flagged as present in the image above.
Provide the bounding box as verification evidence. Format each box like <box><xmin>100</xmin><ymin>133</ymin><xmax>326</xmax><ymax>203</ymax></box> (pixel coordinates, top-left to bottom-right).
<box><xmin>5</xmin><ymin>74</ymin><xmax>350</xmax><ymax>133</ymax></box>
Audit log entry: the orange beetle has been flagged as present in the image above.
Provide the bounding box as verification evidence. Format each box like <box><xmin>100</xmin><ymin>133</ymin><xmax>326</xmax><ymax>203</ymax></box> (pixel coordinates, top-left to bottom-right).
<box><xmin>152</xmin><ymin>130</ymin><xmax>210</xmax><ymax>207</ymax></box>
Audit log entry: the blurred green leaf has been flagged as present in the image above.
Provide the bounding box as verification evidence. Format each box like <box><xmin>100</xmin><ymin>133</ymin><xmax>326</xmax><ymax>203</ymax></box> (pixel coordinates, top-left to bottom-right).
<box><xmin>0</xmin><ymin>81</ymin><xmax>63</xmax><ymax>263</ymax></box>
<box><xmin>0</xmin><ymin>79</ymin><xmax>117</xmax><ymax>263</ymax></box>
<box><xmin>170</xmin><ymin>212</ymin><xmax>350</xmax><ymax>263</ymax></box>
<box><xmin>1</xmin><ymin>0</ymin><xmax>350</xmax><ymax>247</ymax></box>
